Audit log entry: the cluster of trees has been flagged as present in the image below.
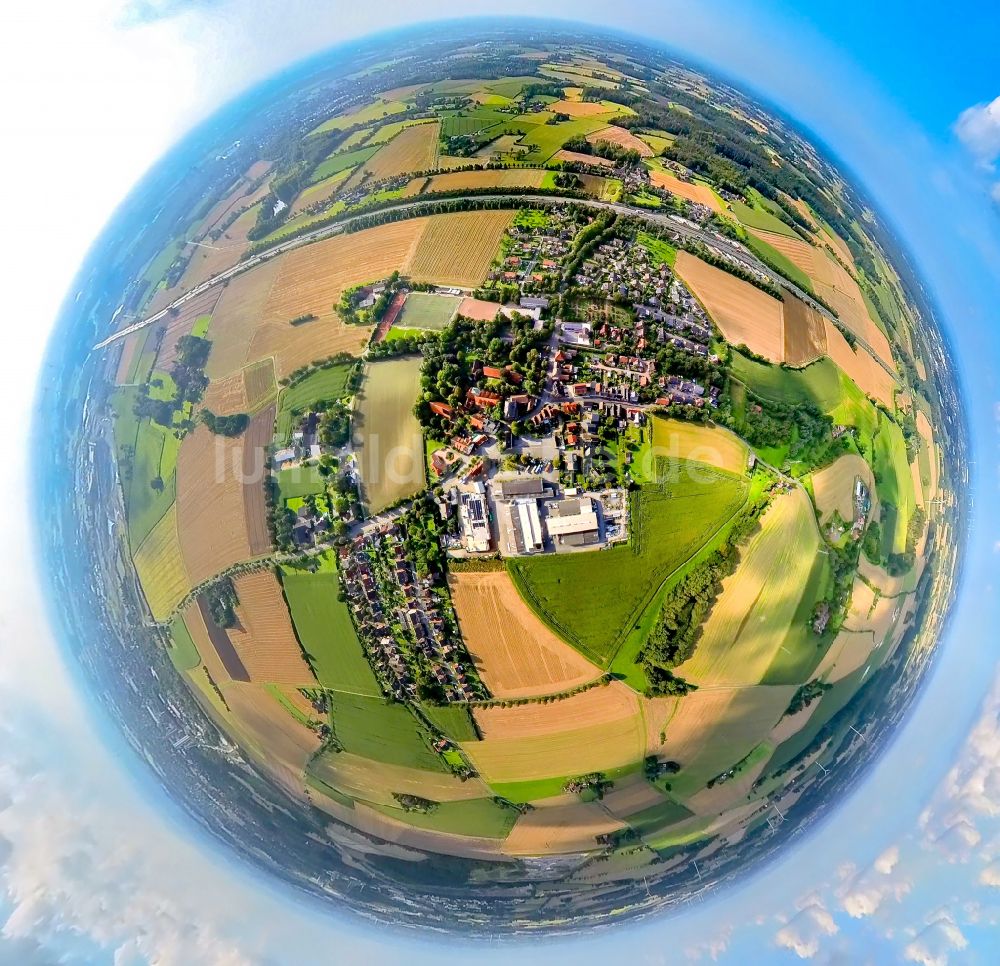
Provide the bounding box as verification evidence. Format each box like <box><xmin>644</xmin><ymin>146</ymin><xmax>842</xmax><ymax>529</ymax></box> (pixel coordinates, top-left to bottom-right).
<box><xmin>200</xmin><ymin>409</ymin><xmax>249</xmax><ymax>436</ymax></box>
<box><xmin>289</xmin><ymin>312</ymin><xmax>318</xmax><ymax>327</ymax></box>
<box><xmin>336</xmin><ymin>271</ymin><xmax>402</xmax><ymax>325</ymax></box>
<box><xmin>785</xmin><ymin>679</ymin><xmax>833</xmax><ymax>717</ymax></box>
<box><xmin>206</xmin><ymin>577</ymin><xmax>239</xmax><ymax>629</ymax></box>
<box><xmin>133</xmin><ymin>333</ymin><xmax>212</xmax><ymax>430</ymax></box>
<box><xmin>640</xmin><ymin>493</ymin><xmax>771</xmax><ymax>695</ymax></box>
<box><xmin>392</xmin><ymin>793</ymin><xmax>438</xmax><ymax>813</ymax></box>
<box><xmin>398</xmin><ymin>492</ymin><xmax>448</xmax><ymax>579</ymax></box>
<box><xmin>562</xmin><ymin>133</ymin><xmax>642</xmax><ymax>167</ymax></box>
<box><xmin>563</xmin><ymin>772</ymin><xmax>614</xmax><ymax>800</ymax></box>
<box><xmin>562</xmin><ymin>210</ymin><xmax>617</xmax><ymax>281</ymax></box>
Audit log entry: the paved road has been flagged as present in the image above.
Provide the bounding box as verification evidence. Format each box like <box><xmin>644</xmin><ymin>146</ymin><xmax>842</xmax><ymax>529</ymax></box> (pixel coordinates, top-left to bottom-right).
<box><xmin>91</xmin><ymin>190</ymin><xmax>875</xmax><ymax>356</ymax></box>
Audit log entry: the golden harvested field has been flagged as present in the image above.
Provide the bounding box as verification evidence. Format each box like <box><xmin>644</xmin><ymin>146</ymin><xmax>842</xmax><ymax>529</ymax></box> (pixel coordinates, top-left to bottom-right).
<box><xmin>917</xmin><ymin>411</ymin><xmax>939</xmax><ymax>500</ymax></box>
<box><xmin>502</xmin><ymin>801</ymin><xmax>624</xmax><ymax>856</ymax></box>
<box><xmin>460</xmin><ymin>711</ymin><xmax>645</xmax><ymax>784</ymax></box>
<box><xmin>823</xmin><ymin>319</ymin><xmax>897</xmax><ymax>408</ymax></box>
<box><xmin>243</xmin><ymin>359</ymin><xmax>277</xmax><ymax>411</ymax></box>
<box><xmin>649</xmin><ymin>417</ymin><xmax>749</xmax><ymax>475</ymax></box>
<box><xmin>457</xmin><ymin>296</ymin><xmax>503</xmax><ymax>321</ymax></box>
<box><xmin>450</xmin><ymin>570</ymin><xmax>600</xmax><ymax>699</ymax></box>
<box><xmin>134</xmin><ymin>503</ymin><xmax>190</xmax><ymax>621</ymax></box>
<box><xmin>750</xmin><ymin>228</ymin><xmax>894</xmax><ymax>369</ymax></box>
<box><xmin>599</xmin><ymin>775</ymin><xmax>672</xmax><ymax>819</ymax></box>
<box><xmin>408</xmin><ymin>209</ymin><xmax>513</xmax><ymax>288</ymax></box>
<box><xmin>205</xmin><ymin>259</ymin><xmax>281</xmax><ymax>380</ymax></box>
<box><xmin>549</xmin><ymin>99</ymin><xmax>619</xmax><ymax>117</ymax></box>
<box><xmin>815</xmin><ymin>628</ymin><xmax>877</xmax><ymax>684</ymax></box>
<box><xmin>309</xmin><ymin>752</ymin><xmax>492</xmax><ymax>806</ymax></box>
<box><xmin>675</xmin><ymin>251</ymin><xmax>784</xmax><ymax>361</ymax></box>
<box><xmin>586</xmin><ymin>125</ymin><xmax>653</xmax><ymax>157</ymax></box>
<box><xmin>674</xmin><ymin>489</ymin><xmax>821</xmax><ymax>687</ymax></box>
<box><xmin>417</xmin><ymin>168</ymin><xmax>546</xmax><ymax>193</ymax></box>
<box><xmin>201</xmin><ymin>371</ymin><xmax>247</xmax><ymax>416</ymax></box>
<box><xmin>555</xmin><ymin>149</ymin><xmax>614</xmax><ymax>168</ymax></box>
<box><xmin>647</xmin><ymin>168</ymin><xmax>722</xmax><ymax>212</ymax></box>
<box><xmin>768</xmin><ymin>702</ymin><xmax>819</xmax><ymax>745</ymax></box>
<box><xmin>223</xmin><ymin>682</ymin><xmax>319</xmax><ymax>798</ymax></box>
<box><xmin>782</xmin><ymin>294</ymin><xmax>828</xmax><ymax>366</ymax></box>
<box><xmin>472</xmin><ymin>682</ymin><xmax>639</xmax><ymax>740</ymax></box>
<box><xmin>647</xmin><ymin>685</ymin><xmax>796</xmax><ymax>799</ymax></box>
<box><xmin>207</xmin><ymin>219</ymin><xmax>426</xmax><ymax>381</ymax></box>
<box><xmin>176</xmin><ymin>426</ymin><xmax>254</xmax><ymax>586</ymax></box>
<box><xmin>812</xmin><ymin>453</ymin><xmax>877</xmax><ymax>525</ymax></box>
<box><xmin>242</xmin><ymin>406</ymin><xmax>274</xmax><ymax>555</ymax></box>
<box><xmin>177</xmin><ymin>203</ymin><xmax>264</xmax><ymax>293</ymax></box>
<box><xmin>356</xmin><ymin>121</ymin><xmax>440</xmax><ymax>183</ymax></box>
<box><xmin>225</xmin><ymin>571</ymin><xmax>317</xmax><ymax>685</ymax></box>
<box><xmin>355</xmin><ymin>356</ymin><xmax>425</xmax><ymax>513</ymax></box>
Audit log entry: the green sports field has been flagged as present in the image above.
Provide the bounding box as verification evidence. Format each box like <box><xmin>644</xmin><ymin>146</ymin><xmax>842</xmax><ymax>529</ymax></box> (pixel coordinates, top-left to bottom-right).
<box><xmin>395</xmin><ymin>292</ymin><xmax>460</xmax><ymax>330</ymax></box>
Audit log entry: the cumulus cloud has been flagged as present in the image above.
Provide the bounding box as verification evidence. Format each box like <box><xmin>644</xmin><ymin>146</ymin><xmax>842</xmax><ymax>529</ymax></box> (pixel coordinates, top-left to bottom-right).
<box><xmin>955</xmin><ymin>97</ymin><xmax>1000</xmax><ymax>167</ymax></box>
<box><xmin>955</xmin><ymin>96</ymin><xmax>1000</xmax><ymax>203</ymax></box>
<box><xmin>903</xmin><ymin>912</ymin><xmax>969</xmax><ymax>966</ymax></box>
<box><xmin>774</xmin><ymin>896</ymin><xmax>838</xmax><ymax>959</ymax></box>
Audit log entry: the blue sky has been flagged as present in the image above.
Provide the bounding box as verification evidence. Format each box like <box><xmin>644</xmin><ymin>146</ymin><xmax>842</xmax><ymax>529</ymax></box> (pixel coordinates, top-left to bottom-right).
<box><xmin>1</xmin><ymin>1</ymin><xmax>999</xmax><ymax>962</ymax></box>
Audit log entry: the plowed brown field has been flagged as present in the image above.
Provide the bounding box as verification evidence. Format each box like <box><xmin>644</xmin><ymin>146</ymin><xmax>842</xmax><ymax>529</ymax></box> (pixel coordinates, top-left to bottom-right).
<box><xmin>226</xmin><ymin>571</ymin><xmax>316</xmax><ymax>685</ymax></box>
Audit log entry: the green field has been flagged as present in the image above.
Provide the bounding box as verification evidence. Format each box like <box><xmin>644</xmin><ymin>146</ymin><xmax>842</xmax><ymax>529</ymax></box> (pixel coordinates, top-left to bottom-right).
<box><xmin>508</xmin><ymin>466</ymin><xmax>749</xmax><ymax>666</ymax></box>
<box><xmin>309</xmin><ymin>145</ymin><xmax>380</xmax><ymax>184</ymax></box>
<box><xmin>328</xmin><ymin>692</ymin><xmax>448</xmax><ymax>771</ymax></box>
<box><xmin>281</xmin><ymin>567</ymin><xmax>382</xmax><ymax>696</ymax></box>
<box><xmin>759</xmin><ymin>549</ymin><xmax>834</xmax><ymax>684</ymax></box>
<box><xmin>168</xmin><ymin>616</ymin><xmax>201</xmax><ymax>672</ymax></box>
<box><xmin>744</xmin><ymin>232</ymin><xmax>814</xmax><ymax>293</ymax></box>
<box><xmin>276</xmin><ymin>362</ymin><xmax>354</xmax><ymax>441</ymax></box>
<box><xmin>396</xmin><ymin>292</ymin><xmax>460</xmax><ymax>330</ymax></box>
<box><xmin>728</xmin><ymin>193</ymin><xmax>799</xmax><ymax>238</ymax></box>
<box><xmin>625</xmin><ymin>796</ymin><xmax>694</xmax><ymax>836</ymax></box>
<box><xmin>356</xmin><ymin>356</ymin><xmax>426</xmax><ymax>514</ymax></box>
<box><xmin>638</xmin><ymin>231</ymin><xmax>678</xmax><ymax>268</ymax></box>
<box><xmin>439</xmin><ymin>107</ymin><xmax>510</xmax><ymax>140</ymax></box>
<box><xmin>368</xmin><ymin>798</ymin><xmax>518</xmax><ymax>838</ymax></box>
<box><xmin>121</xmin><ymin>413</ymin><xmax>179</xmax><ymax>549</ymax></box>
<box><xmin>191</xmin><ymin>314</ymin><xmax>212</xmax><ymax>338</ymax></box>
<box><xmin>420</xmin><ymin>703</ymin><xmax>480</xmax><ymax>742</ymax></box>
<box><xmin>515</xmin><ymin>115</ymin><xmax>615</xmax><ymax>163</ymax></box>
<box><xmin>872</xmin><ymin>413</ymin><xmax>916</xmax><ymax>554</ymax></box>
<box><xmin>275</xmin><ymin>464</ymin><xmax>326</xmax><ymax>502</ymax></box>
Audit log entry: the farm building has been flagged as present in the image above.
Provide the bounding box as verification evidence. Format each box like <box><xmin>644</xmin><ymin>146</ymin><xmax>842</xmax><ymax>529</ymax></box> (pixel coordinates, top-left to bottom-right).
<box><xmin>494</xmin><ymin>476</ymin><xmax>547</xmax><ymax>501</ymax></box>
<box><xmin>546</xmin><ymin>497</ymin><xmax>601</xmax><ymax>547</ymax></box>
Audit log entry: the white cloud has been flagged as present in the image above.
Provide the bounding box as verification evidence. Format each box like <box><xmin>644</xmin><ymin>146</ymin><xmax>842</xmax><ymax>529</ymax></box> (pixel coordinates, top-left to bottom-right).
<box><xmin>774</xmin><ymin>897</ymin><xmax>838</xmax><ymax>959</ymax></box>
<box><xmin>903</xmin><ymin>913</ymin><xmax>969</xmax><ymax>966</ymax></box>
<box><xmin>955</xmin><ymin>96</ymin><xmax>1000</xmax><ymax>167</ymax></box>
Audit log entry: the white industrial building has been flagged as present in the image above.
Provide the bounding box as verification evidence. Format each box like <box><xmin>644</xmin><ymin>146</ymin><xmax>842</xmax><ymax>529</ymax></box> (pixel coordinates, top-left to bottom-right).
<box><xmin>459</xmin><ymin>489</ymin><xmax>492</xmax><ymax>553</ymax></box>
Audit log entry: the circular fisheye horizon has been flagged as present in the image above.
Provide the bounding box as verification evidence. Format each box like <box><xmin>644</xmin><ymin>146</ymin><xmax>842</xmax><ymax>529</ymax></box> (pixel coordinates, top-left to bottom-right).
<box><xmin>37</xmin><ymin>19</ymin><xmax>967</xmax><ymax>934</ymax></box>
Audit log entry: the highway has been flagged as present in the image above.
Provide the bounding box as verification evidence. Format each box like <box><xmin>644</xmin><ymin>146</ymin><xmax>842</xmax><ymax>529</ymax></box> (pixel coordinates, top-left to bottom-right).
<box><xmin>91</xmin><ymin>190</ymin><xmax>896</xmax><ymax>380</ymax></box>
